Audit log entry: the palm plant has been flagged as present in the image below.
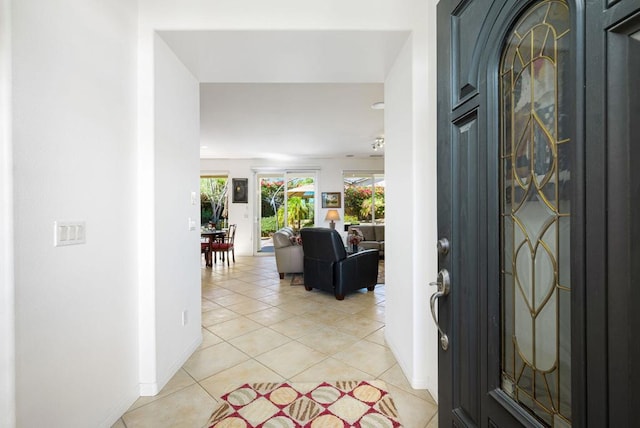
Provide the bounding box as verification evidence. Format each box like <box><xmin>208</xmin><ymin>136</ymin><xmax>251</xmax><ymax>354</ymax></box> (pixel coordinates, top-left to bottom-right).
<box><xmin>287</xmin><ymin>197</ymin><xmax>309</xmax><ymax>230</ymax></box>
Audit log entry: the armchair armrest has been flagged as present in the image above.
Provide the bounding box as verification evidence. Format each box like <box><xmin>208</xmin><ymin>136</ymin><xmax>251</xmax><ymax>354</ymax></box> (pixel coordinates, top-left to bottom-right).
<box><xmin>275</xmin><ymin>244</ymin><xmax>304</xmax><ymax>273</ymax></box>
<box><xmin>345</xmin><ymin>248</ymin><xmax>379</xmax><ymax>263</ymax></box>
<box><xmin>277</xmin><ymin>244</ymin><xmax>303</xmax><ymax>256</ymax></box>
<box><xmin>335</xmin><ymin>249</ymin><xmax>379</xmax><ymax>293</ymax></box>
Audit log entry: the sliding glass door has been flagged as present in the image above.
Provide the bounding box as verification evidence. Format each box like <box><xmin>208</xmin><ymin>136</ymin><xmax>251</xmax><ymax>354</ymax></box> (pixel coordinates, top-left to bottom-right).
<box><xmin>256</xmin><ymin>171</ymin><xmax>316</xmax><ymax>254</ymax></box>
<box><xmin>257</xmin><ymin>173</ymin><xmax>284</xmax><ymax>253</ymax></box>
<box><xmin>285</xmin><ymin>173</ymin><xmax>315</xmax><ymax>231</ymax></box>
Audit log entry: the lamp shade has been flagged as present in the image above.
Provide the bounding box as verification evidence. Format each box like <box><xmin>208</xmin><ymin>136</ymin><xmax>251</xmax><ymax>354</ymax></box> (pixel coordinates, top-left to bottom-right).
<box><xmin>324</xmin><ymin>210</ymin><xmax>341</xmax><ymax>221</ymax></box>
<box><xmin>325</xmin><ymin>209</ymin><xmax>340</xmax><ymax>230</ymax></box>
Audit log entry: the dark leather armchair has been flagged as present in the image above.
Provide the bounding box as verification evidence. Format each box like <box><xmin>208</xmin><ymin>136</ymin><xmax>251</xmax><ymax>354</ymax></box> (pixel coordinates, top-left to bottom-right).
<box><xmin>300</xmin><ymin>227</ymin><xmax>379</xmax><ymax>300</ymax></box>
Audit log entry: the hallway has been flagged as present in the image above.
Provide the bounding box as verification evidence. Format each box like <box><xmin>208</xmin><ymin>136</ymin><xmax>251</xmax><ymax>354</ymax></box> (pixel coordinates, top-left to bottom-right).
<box><xmin>114</xmin><ymin>256</ymin><xmax>437</xmax><ymax>427</ymax></box>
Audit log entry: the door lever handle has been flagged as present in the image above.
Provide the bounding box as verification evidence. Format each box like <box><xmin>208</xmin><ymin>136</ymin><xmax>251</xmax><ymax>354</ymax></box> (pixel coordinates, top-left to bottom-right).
<box><xmin>429</xmin><ymin>269</ymin><xmax>450</xmax><ymax>350</ymax></box>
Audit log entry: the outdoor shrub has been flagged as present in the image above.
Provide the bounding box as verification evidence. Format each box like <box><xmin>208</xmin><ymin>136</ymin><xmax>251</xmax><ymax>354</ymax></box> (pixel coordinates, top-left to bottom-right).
<box><xmin>360</xmin><ymin>197</ymin><xmax>385</xmax><ymax>219</ymax></box>
<box><xmin>344</xmin><ymin>214</ymin><xmax>359</xmax><ymax>224</ymax></box>
<box><xmin>344</xmin><ymin>186</ymin><xmax>385</xmax><ymax>221</ymax></box>
<box><xmin>261</xmin><ymin>216</ymin><xmax>277</xmax><ymax>236</ymax></box>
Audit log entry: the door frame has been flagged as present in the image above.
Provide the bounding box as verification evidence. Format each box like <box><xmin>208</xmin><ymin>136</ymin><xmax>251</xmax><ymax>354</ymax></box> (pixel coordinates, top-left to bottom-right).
<box><xmin>584</xmin><ymin>3</ymin><xmax>640</xmax><ymax>426</ymax></box>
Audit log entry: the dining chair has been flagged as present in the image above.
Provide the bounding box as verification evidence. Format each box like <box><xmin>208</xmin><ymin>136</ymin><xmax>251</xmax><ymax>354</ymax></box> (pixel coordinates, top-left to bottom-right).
<box><xmin>201</xmin><ymin>236</ymin><xmax>212</xmax><ymax>267</ymax></box>
<box><xmin>211</xmin><ymin>224</ymin><xmax>236</xmax><ymax>266</ymax></box>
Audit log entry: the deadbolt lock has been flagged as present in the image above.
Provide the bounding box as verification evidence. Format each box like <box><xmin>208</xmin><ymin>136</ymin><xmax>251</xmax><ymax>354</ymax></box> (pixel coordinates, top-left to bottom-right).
<box><xmin>437</xmin><ymin>238</ymin><xmax>450</xmax><ymax>255</ymax></box>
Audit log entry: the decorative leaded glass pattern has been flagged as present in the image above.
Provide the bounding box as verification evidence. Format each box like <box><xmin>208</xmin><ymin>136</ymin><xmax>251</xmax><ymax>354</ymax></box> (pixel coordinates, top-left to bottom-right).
<box><xmin>499</xmin><ymin>0</ymin><xmax>571</xmax><ymax>426</ymax></box>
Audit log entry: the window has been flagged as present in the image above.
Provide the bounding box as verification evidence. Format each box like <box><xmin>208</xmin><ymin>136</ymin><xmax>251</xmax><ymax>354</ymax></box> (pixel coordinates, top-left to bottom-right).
<box><xmin>200</xmin><ymin>175</ymin><xmax>229</xmax><ymax>228</ymax></box>
<box><xmin>343</xmin><ymin>172</ymin><xmax>385</xmax><ymax>225</ymax></box>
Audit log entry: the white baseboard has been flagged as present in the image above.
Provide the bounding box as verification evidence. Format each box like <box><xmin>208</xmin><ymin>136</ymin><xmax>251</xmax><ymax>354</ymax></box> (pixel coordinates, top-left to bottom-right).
<box><xmin>385</xmin><ymin>330</ymin><xmax>437</xmax><ymax>402</ymax></box>
<box><xmin>139</xmin><ymin>333</ymin><xmax>202</xmax><ymax>397</ymax></box>
<box><xmin>99</xmin><ymin>383</ymin><xmax>140</xmax><ymax>428</ymax></box>
<box><xmin>138</xmin><ymin>381</ymin><xmax>159</xmax><ymax>396</ymax></box>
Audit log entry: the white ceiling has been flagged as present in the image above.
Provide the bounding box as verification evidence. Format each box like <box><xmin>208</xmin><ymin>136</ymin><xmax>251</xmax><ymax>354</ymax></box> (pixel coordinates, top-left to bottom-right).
<box><xmin>158</xmin><ymin>30</ymin><xmax>411</xmax><ymax>159</ymax></box>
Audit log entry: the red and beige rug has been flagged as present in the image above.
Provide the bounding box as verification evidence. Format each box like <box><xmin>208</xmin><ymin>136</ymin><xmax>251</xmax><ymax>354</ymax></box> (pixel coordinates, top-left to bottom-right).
<box><xmin>207</xmin><ymin>380</ymin><xmax>402</xmax><ymax>427</ymax></box>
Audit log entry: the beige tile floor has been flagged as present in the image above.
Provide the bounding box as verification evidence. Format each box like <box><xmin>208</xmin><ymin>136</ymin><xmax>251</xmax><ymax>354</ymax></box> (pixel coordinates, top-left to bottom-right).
<box><xmin>114</xmin><ymin>255</ymin><xmax>438</xmax><ymax>428</ymax></box>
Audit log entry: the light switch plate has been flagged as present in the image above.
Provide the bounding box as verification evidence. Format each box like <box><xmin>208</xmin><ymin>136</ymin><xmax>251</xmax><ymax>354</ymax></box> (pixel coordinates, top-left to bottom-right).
<box><xmin>54</xmin><ymin>221</ymin><xmax>86</xmax><ymax>246</ymax></box>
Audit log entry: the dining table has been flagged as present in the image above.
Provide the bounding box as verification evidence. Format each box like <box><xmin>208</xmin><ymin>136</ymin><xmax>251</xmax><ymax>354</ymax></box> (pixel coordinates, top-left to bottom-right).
<box><xmin>201</xmin><ymin>229</ymin><xmax>227</xmax><ymax>266</ymax></box>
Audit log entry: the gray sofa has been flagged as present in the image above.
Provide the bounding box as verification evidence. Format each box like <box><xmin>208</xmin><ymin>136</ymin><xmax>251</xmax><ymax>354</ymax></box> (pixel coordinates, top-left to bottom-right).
<box><xmin>348</xmin><ymin>224</ymin><xmax>385</xmax><ymax>257</ymax></box>
<box><xmin>273</xmin><ymin>227</ymin><xmax>304</xmax><ymax>279</ymax></box>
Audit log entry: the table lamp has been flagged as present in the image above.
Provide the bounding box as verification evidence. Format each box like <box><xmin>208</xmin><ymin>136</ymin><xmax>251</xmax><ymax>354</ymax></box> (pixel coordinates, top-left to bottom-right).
<box><xmin>325</xmin><ymin>209</ymin><xmax>340</xmax><ymax>230</ymax></box>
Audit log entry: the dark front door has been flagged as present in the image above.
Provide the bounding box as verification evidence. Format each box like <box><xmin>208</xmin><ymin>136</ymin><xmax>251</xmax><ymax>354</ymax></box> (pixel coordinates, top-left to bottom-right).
<box><xmin>435</xmin><ymin>0</ymin><xmax>640</xmax><ymax>426</ymax></box>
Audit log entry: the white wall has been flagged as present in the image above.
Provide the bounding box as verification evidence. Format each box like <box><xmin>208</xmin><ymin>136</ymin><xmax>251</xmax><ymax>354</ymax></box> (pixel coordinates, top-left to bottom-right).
<box><xmin>11</xmin><ymin>0</ymin><xmax>139</xmax><ymax>426</ymax></box>
<box><xmin>150</xmin><ymin>34</ymin><xmax>202</xmax><ymax>392</ymax></box>
<box><xmin>140</xmin><ymin>0</ymin><xmax>439</xmax><ymax>399</ymax></box>
<box><xmin>384</xmin><ymin>35</ymin><xmax>418</xmax><ymax>380</ymax></box>
<box><xmin>384</xmin><ymin>13</ymin><xmax>439</xmax><ymax>396</ymax></box>
<box><xmin>0</xmin><ymin>0</ymin><xmax>15</xmax><ymax>424</ymax></box>
<box><xmin>200</xmin><ymin>157</ymin><xmax>384</xmax><ymax>255</ymax></box>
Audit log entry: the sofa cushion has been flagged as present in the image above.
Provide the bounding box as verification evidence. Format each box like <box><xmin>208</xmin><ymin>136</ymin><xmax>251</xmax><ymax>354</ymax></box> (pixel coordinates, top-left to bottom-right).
<box><xmin>360</xmin><ymin>241</ymin><xmax>381</xmax><ymax>251</ymax></box>
<box><xmin>273</xmin><ymin>229</ymin><xmax>294</xmax><ymax>249</ymax></box>
<box><xmin>289</xmin><ymin>234</ymin><xmax>302</xmax><ymax>246</ymax></box>
<box><xmin>374</xmin><ymin>225</ymin><xmax>385</xmax><ymax>242</ymax></box>
<box><xmin>355</xmin><ymin>225</ymin><xmax>376</xmax><ymax>241</ymax></box>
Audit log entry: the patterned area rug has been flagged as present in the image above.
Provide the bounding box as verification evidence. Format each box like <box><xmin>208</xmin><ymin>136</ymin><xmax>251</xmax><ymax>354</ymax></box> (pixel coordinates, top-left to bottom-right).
<box><xmin>290</xmin><ymin>261</ymin><xmax>385</xmax><ymax>286</ymax></box>
<box><xmin>290</xmin><ymin>273</ymin><xmax>305</xmax><ymax>286</ymax></box>
<box><xmin>207</xmin><ymin>380</ymin><xmax>402</xmax><ymax>427</ymax></box>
